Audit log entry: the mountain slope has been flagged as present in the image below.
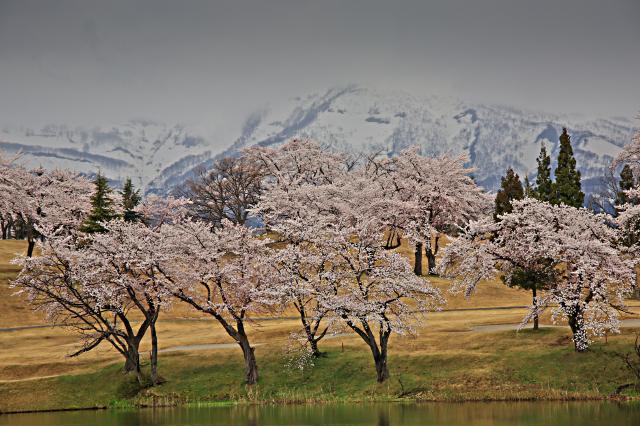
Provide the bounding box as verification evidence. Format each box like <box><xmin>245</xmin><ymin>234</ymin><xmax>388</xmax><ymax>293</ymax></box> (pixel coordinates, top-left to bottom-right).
<box><xmin>1</xmin><ymin>86</ymin><xmax>636</xmax><ymax>195</ymax></box>
<box><xmin>0</xmin><ymin>120</ymin><xmax>215</xmax><ymax>194</ymax></box>
<box><xmin>226</xmin><ymin>86</ymin><xmax>637</xmax><ymax>193</ymax></box>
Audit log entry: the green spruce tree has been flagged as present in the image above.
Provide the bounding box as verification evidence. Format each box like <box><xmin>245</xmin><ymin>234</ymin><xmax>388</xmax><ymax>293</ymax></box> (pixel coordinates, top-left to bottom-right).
<box><xmin>553</xmin><ymin>128</ymin><xmax>584</xmax><ymax>207</ymax></box>
<box><xmin>80</xmin><ymin>173</ymin><xmax>117</xmax><ymax>233</ymax></box>
<box><xmin>494</xmin><ymin>167</ymin><xmax>524</xmax><ymax>221</ymax></box>
<box><xmin>533</xmin><ymin>144</ymin><xmax>554</xmax><ymax>202</ymax></box>
<box><xmin>616</xmin><ymin>164</ymin><xmax>634</xmax><ymax>207</ymax></box>
<box><xmin>121</xmin><ymin>177</ymin><xmax>142</xmax><ymax>223</ymax></box>
<box><xmin>524</xmin><ymin>176</ymin><xmax>533</xmax><ymax>197</ymax></box>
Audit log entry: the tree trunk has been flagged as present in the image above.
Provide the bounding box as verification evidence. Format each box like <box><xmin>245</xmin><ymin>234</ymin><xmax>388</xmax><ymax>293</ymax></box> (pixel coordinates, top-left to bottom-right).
<box><xmin>413</xmin><ymin>242</ymin><xmax>423</xmax><ymax>276</ymax></box>
<box><xmin>237</xmin><ymin>331</ymin><xmax>259</xmax><ymax>385</ymax></box>
<box><xmin>26</xmin><ymin>239</ymin><xmax>36</xmax><ymax>257</ymax></box>
<box><xmin>372</xmin><ymin>333</ymin><xmax>390</xmax><ymax>383</ymax></box>
<box><xmin>568</xmin><ymin>308</ymin><xmax>588</xmax><ymax>352</ymax></box>
<box><xmin>124</xmin><ymin>338</ymin><xmax>144</xmax><ymax>385</ymax></box>
<box><xmin>425</xmin><ymin>242</ymin><xmax>437</xmax><ymax>275</ymax></box>
<box><xmin>298</xmin><ymin>303</ymin><xmax>325</xmax><ymax>357</ymax></box>
<box><xmin>309</xmin><ymin>337</ymin><xmax>320</xmax><ymax>358</ymax></box>
<box><xmin>150</xmin><ymin>320</ymin><xmax>159</xmax><ymax>385</ymax></box>
<box><xmin>532</xmin><ymin>286</ymin><xmax>539</xmax><ymax>330</ymax></box>
<box><xmin>374</xmin><ymin>354</ymin><xmax>389</xmax><ymax>383</ymax></box>
<box><xmin>124</xmin><ymin>338</ymin><xmax>141</xmax><ymax>372</ymax></box>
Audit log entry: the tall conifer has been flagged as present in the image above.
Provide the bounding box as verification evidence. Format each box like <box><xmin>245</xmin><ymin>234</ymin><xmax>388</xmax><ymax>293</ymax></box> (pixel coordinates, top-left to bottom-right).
<box><xmin>533</xmin><ymin>144</ymin><xmax>554</xmax><ymax>202</ymax></box>
<box><xmin>121</xmin><ymin>177</ymin><xmax>142</xmax><ymax>223</ymax></box>
<box><xmin>80</xmin><ymin>173</ymin><xmax>117</xmax><ymax>233</ymax></box>
<box><xmin>616</xmin><ymin>164</ymin><xmax>634</xmax><ymax>207</ymax></box>
<box><xmin>553</xmin><ymin>128</ymin><xmax>584</xmax><ymax>207</ymax></box>
<box><xmin>494</xmin><ymin>167</ymin><xmax>524</xmax><ymax>220</ymax></box>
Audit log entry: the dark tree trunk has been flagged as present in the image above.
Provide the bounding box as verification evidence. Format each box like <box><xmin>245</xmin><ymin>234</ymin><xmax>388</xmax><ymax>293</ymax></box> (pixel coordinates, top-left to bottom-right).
<box><xmin>309</xmin><ymin>336</ymin><xmax>320</xmax><ymax>357</ymax></box>
<box><xmin>297</xmin><ymin>302</ymin><xmax>327</xmax><ymax>358</ymax></box>
<box><xmin>413</xmin><ymin>242</ymin><xmax>423</xmax><ymax>276</ymax></box>
<box><xmin>371</xmin><ymin>332</ymin><xmax>390</xmax><ymax>383</ymax></box>
<box><xmin>567</xmin><ymin>307</ymin><xmax>588</xmax><ymax>352</ymax></box>
<box><xmin>26</xmin><ymin>239</ymin><xmax>36</xmax><ymax>257</ymax></box>
<box><xmin>532</xmin><ymin>286</ymin><xmax>539</xmax><ymax>330</ymax></box>
<box><xmin>124</xmin><ymin>339</ymin><xmax>141</xmax><ymax>372</ymax></box>
<box><xmin>150</xmin><ymin>320</ymin><xmax>159</xmax><ymax>385</ymax></box>
<box><xmin>124</xmin><ymin>338</ymin><xmax>144</xmax><ymax>384</ymax></box>
<box><xmin>374</xmin><ymin>351</ymin><xmax>389</xmax><ymax>383</ymax></box>
<box><xmin>345</xmin><ymin>318</ymin><xmax>392</xmax><ymax>383</ymax></box>
<box><xmin>237</xmin><ymin>330</ymin><xmax>259</xmax><ymax>385</ymax></box>
<box><xmin>384</xmin><ymin>229</ymin><xmax>401</xmax><ymax>249</ymax></box>
<box><xmin>425</xmin><ymin>243</ymin><xmax>437</xmax><ymax>275</ymax></box>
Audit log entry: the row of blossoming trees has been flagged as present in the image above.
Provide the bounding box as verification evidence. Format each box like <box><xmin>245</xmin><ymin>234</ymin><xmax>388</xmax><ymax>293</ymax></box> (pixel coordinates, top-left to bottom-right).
<box><xmin>1</xmin><ymin>129</ymin><xmax>640</xmax><ymax>387</ymax></box>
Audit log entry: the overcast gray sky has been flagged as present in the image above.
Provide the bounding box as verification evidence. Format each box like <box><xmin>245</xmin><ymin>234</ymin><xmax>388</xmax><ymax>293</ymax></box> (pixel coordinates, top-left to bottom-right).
<box><xmin>1</xmin><ymin>0</ymin><xmax>639</xmax><ymax>135</ymax></box>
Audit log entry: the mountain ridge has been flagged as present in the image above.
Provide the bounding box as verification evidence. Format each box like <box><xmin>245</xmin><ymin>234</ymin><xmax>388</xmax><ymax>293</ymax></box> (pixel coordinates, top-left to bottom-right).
<box><xmin>1</xmin><ymin>86</ymin><xmax>636</xmax><ymax>196</ymax></box>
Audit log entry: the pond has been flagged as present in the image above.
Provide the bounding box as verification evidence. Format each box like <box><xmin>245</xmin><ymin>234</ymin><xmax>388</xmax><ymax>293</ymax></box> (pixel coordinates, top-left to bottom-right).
<box><xmin>1</xmin><ymin>402</ymin><xmax>639</xmax><ymax>425</ymax></box>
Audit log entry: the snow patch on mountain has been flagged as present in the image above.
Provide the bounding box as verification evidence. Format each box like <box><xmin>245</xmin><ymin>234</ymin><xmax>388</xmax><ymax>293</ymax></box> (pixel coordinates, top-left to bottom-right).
<box><xmin>227</xmin><ymin>86</ymin><xmax>636</xmax><ymax>193</ymax></box>
<box><xmin>1</xmin><ymin>86</ymin><xmax>636</xmax><ymax>196</ymax></box>
<box><xmin>0</xmin><ymin>120</ymin><xmax>218</xmax><ymax>194</ymax></box>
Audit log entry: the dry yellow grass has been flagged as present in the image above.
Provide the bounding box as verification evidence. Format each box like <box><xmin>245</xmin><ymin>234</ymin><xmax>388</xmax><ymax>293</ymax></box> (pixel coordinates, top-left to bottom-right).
<box><xmin>0</xmin><ymin>239</ymin><xmax>632</xmax><ymax>381</ymax></box>
<box><xmin>1</xmin><ymin>239</ymin><xmax>639</xmax><ymax>411</ymax></box>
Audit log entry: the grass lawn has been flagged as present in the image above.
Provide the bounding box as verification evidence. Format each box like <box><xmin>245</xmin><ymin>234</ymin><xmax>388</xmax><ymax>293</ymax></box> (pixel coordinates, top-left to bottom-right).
<box><xmin>1</xmin><ymin>240</ymin><xmax>639</xmax><ymax>412</ymax></box>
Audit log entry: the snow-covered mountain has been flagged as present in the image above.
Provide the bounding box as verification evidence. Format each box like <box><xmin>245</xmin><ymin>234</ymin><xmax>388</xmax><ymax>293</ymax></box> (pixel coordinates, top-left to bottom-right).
<box><xmin>1</xmin><ymin>86</ymin><xmax>637</xmax><ymax>196</ymax></box>
<box><xmin>225</xmin><ymin>86</ymin><xmax>637</xmax><ymax>194</ymax></box>
<box><xmin>0</xmin><ymin>120</ymin><xmax>216</xmax><ymax>194</ymax></box>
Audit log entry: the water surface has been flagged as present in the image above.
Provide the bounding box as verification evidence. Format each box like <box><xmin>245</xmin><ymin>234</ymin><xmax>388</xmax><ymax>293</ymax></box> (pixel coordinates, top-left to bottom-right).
<box><xmin>2</xmin><ymin>402</ymin><xmax>639</xmax><ymax>425</ymax></box>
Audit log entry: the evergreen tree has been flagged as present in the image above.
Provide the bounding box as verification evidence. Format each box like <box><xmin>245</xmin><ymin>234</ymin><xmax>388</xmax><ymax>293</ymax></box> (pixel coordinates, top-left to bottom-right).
<box><xmin>553</xmin><ymin>128</ymin><xmax>584</xmax><ymax>207</ymax></box>
<box><xmin>494</xmin><ymin>168</ymin><xmax>524</xmax><ymax>220</ymax></box>
<box><xmin>533</xmin><ymin>144</ymin><xmax>554</xmax><ymax>202</ymax></box>
<box><xmin>616</xmin><ymin>164</ymin><xmax>634</xmax><ymax>207</ymax></box>
<box><xmin>524</xmin><ymin>176</ymin><xmax>533</xmax><ymax>197</ymax></box>
<box><xmin>616</xmin><ymin>165</ymin><xmax>640</xmax><ymax>248</ymax></box>
<box><xmin>80</xmin><ymin>173</ymin><xmax>117</xmax><ymax>233</ymax></box>
<box><xmin>121</xmin><ymin>177</ymin><xmax>142</xmax><ymax>223</ymax></box>
<box><xmin>502</xmin><ymin>265</ymin><xmax>555</xmax><ymax>330</ymax></box>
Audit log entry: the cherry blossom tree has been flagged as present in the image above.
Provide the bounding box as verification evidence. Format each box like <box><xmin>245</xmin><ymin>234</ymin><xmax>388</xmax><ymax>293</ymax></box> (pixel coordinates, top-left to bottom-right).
<box><xmin>319</xmin><ymin>190</ymin><xmax>444</xmax><ymax>382</ymax></box>
<box><xmin>81</xmin><ymin>220</ymin><xmax>175</xmax><ymax>385</ymax></box>
<box><xmin>612</xmin><ymin>123</ymin><xmax>640</xmax><ymax>174</ymax></box>
<box><xmin>0</xmin><ymin>155</ymin><xmax>92</xmax><ymax>255</ymax></box>
<box><xmin>439</xmin><ymin>198</ymin><xmax>635</xmax><ymax>351</ymax></box>
<box><xmin>613</xmin><ymin>125</ymin><xmax>640</xmax><ymax>297</ymax></box>
<box><xmin>261</xmin><ymin>165</ymin><xmax>444</xmax><ymax>382</ymax></box>
<box><xmin>269</xmin><ymin>242</ymin><xmax>336</xmax><ymax>357</ymax></box>
<box><xmin>11</xmin><ymin>234</ymin><xmax>160</xmax><ymax>385</ymax></box>
<box><xmin>159</xmin><ymin>219</ymin><xmax>275</xmax><ymax>385</ymax></box>
<box><xmin>364</xmin><ymin>148</ymin><xmax>491</xmax><ymax>275</ymax></box>
<box><xmin>251</xmin><ymin>139</ymin><xmax>348</xmax><ymax>354</ymax></box>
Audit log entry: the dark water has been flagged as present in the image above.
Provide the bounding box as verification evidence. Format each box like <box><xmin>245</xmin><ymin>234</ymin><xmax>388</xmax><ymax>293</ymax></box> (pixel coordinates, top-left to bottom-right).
<box><xmin>1</xmin><ymin>402</ymin><xmax>640</xmax><ymax>426</ymax></box>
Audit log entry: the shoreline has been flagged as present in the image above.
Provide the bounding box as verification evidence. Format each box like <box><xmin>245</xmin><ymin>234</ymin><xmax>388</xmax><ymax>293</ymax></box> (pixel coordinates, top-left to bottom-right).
<box><xmin>2</xmin><ymin>395</ymin><xmax>638</xmax><ymax>416</ymax></box>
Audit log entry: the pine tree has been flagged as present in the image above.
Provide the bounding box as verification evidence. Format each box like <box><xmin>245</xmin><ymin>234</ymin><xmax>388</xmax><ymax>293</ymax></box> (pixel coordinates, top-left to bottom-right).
<box><xmin>533</xmin><ymin>144</ymin><xmax>554</xmax><ymax>202</ymax></box>
<box><xmin>121</xmin><ymin>177</ymin><xmax>142</xmax><ymax>223</ymax></box>
<box><xmin>616</xmin><ymin>164</ymin><xmax>634</xmax><ymax>207</ymax></box>
<box><xmin>494</xmin><ymin>167</ymin><xmax>524</xmax><ymax>220</ymax></box>
<box><xmin>553</xmin><ymin>128</ymin><xmax>584</xmax><ymax>207</ymax></box>
<box><xmin>80</xmin><ymin>173</ymin><xmax>117</xmax><ymax>233</ymax></box>
<box><xmin>524</xmin><ymin>176</ymin><xmax>533</xmax><ymax>197</ymax></box>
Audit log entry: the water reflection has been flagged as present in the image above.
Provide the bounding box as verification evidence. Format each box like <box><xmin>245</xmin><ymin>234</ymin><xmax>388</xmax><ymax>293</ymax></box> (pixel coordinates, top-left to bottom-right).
<box><xmin>1</xmin><ymin>401</ymin><xmax>640</xmax><ymax>425</ymax></box>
